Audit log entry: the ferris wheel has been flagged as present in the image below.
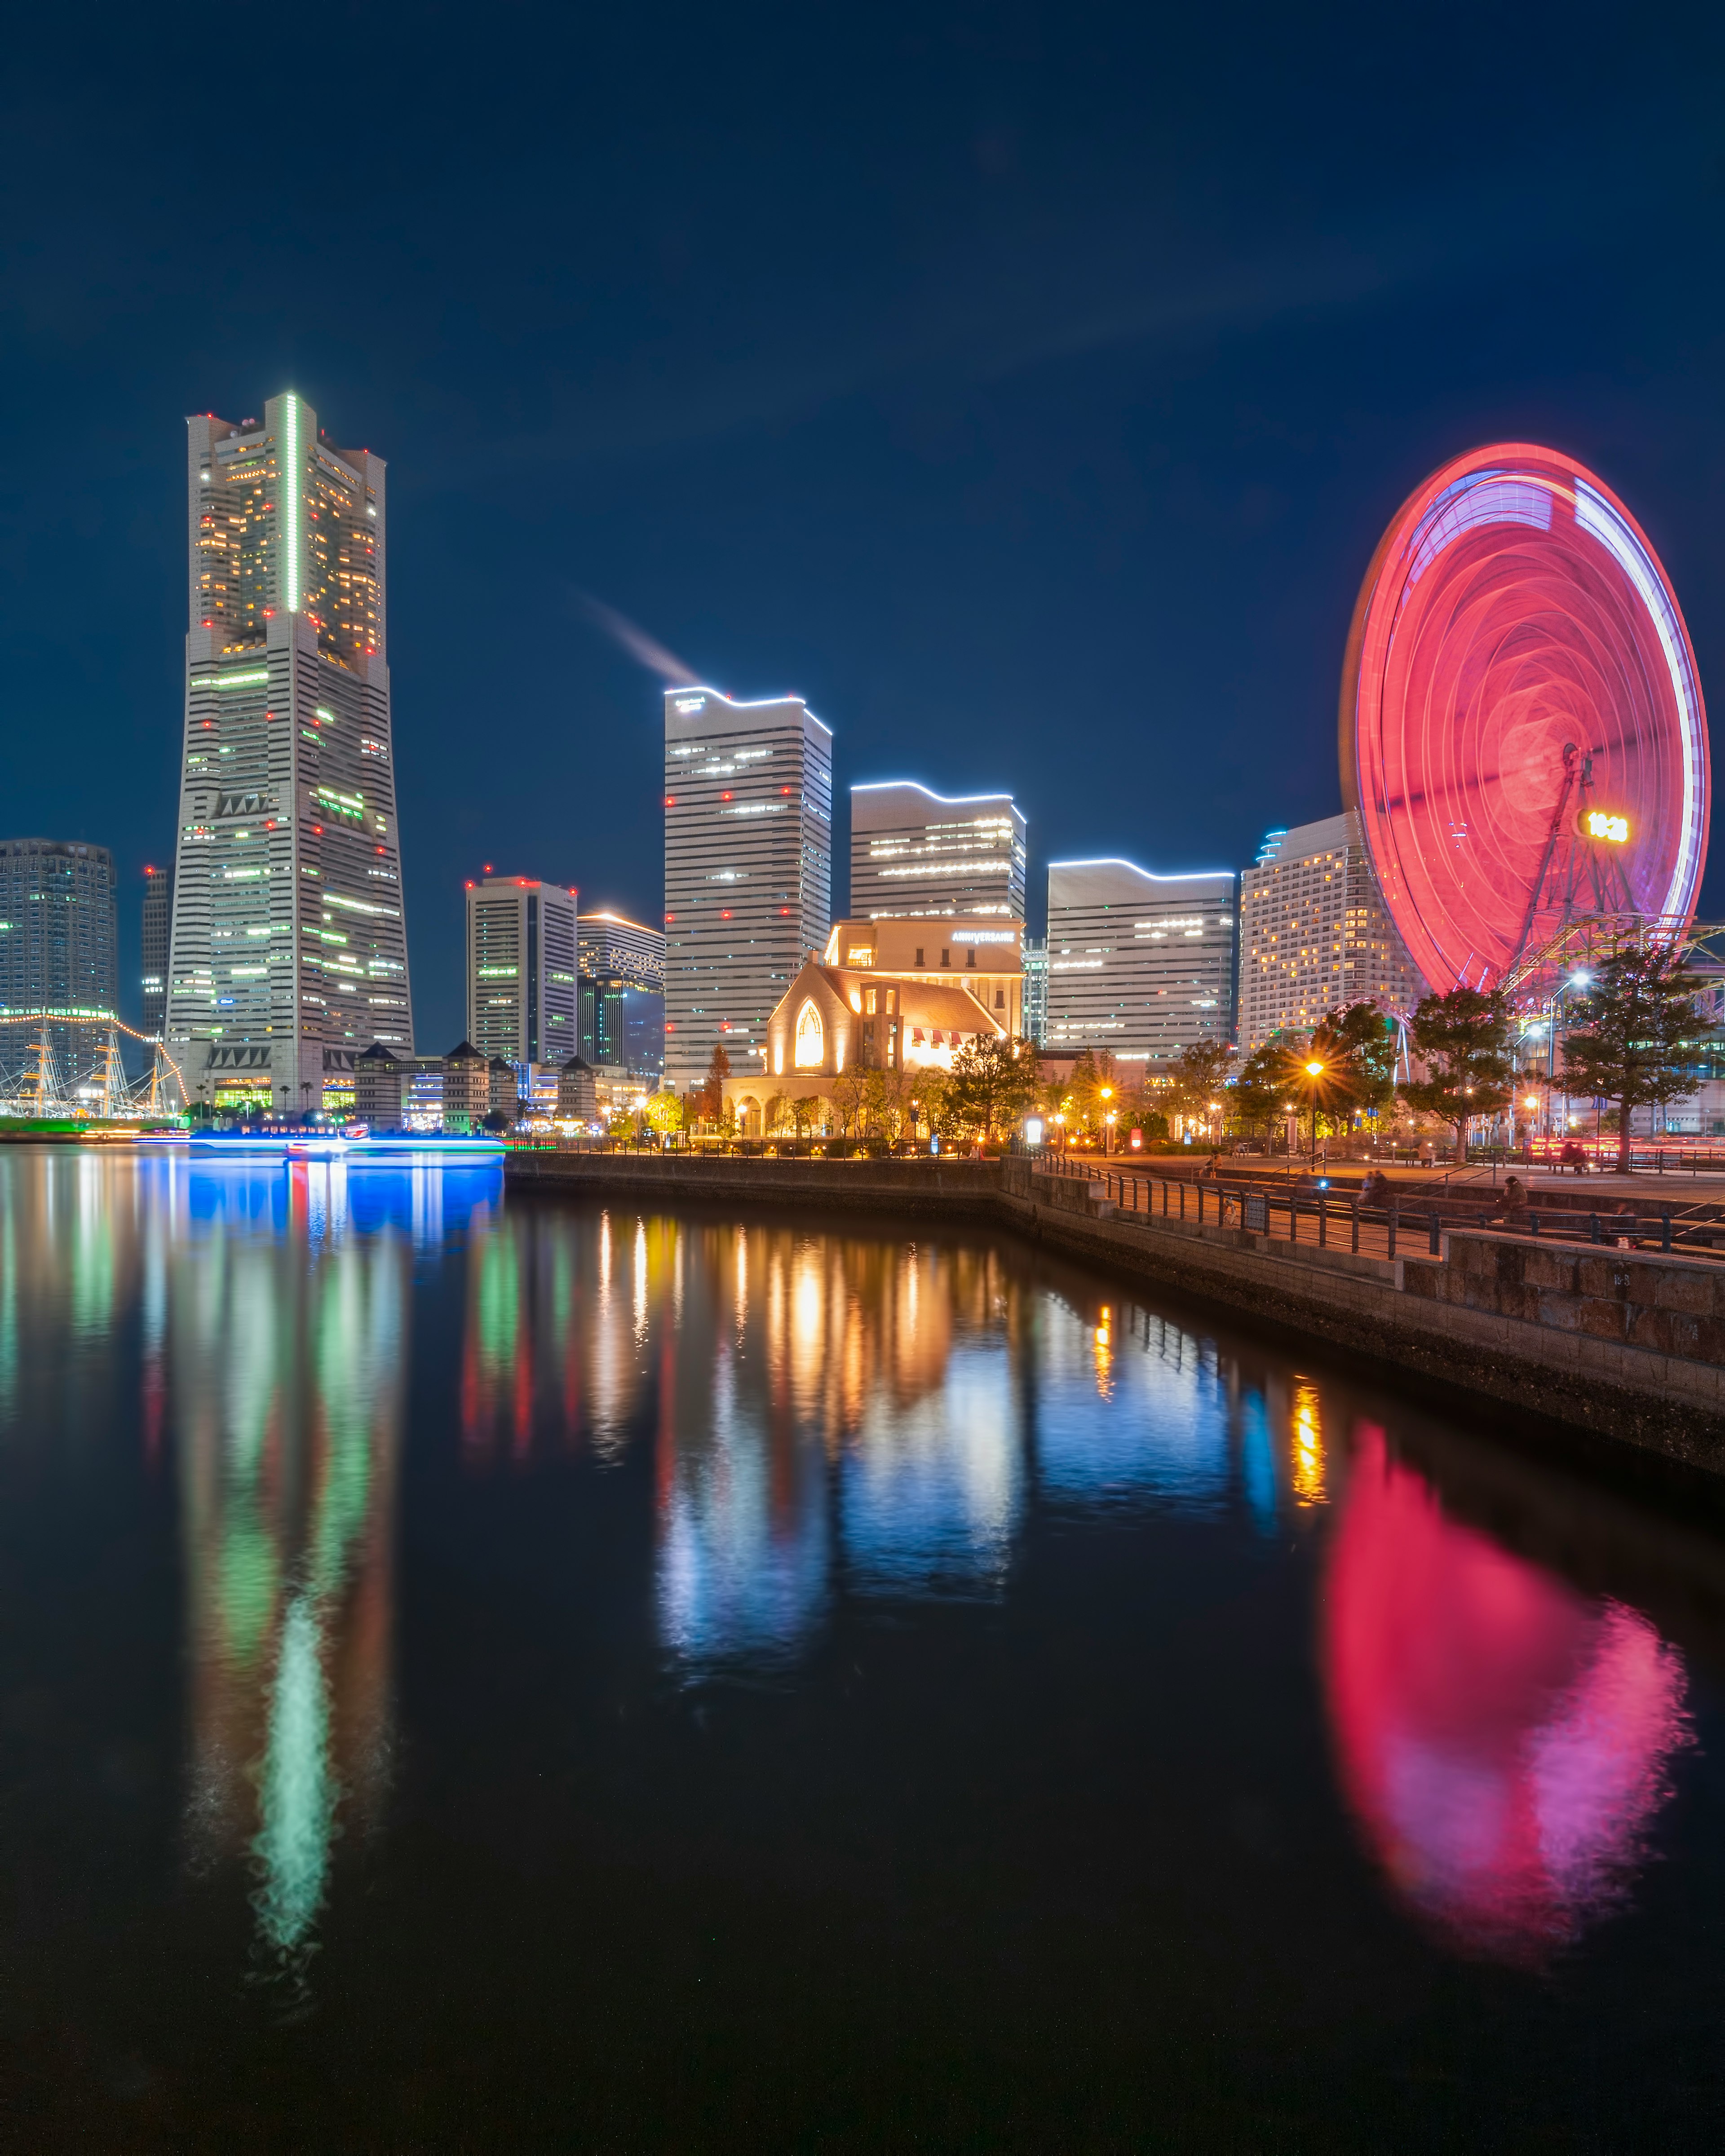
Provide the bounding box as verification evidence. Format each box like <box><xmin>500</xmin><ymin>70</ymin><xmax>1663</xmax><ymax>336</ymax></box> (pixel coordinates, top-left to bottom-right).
<box><xmin>1340</xmin><ymin>443</ymin><xmax>1710</xmax><ymax>995</ymax></box>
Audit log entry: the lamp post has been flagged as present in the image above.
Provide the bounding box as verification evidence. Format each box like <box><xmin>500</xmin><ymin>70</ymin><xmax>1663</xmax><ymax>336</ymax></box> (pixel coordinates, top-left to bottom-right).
<box><xmin>1303</xmin><ymin>1060</ymin><xmax>1324</xmax><ymax>1164</ymax></box>
<box><xmin>1099</xmin><ymin>1084</ymin><xmax>1114</xmax><ymax>1156</ymax></box>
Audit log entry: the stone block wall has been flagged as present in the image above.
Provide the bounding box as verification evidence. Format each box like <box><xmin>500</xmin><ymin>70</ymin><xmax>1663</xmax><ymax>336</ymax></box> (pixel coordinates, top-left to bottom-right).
<box><xmin>1405</xmin><ymin>1230</ymin><xmax>1725</xmax><ymax>1365</ymax></box>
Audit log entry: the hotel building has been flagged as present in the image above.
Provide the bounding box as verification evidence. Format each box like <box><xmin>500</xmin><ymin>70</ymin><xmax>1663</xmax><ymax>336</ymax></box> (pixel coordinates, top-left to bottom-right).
<box><xmin>166</xmin><ymin>393</ymin><xmax>412</xmax><ymax>1115</ymax></box>
<box><xmin>849</xmin><ymin>782</ymin><xmax>1026</xmax><ymax>921</ymax></box>
<box><xmin>1044</xmin><ymin>858</ymin><xmax>1236</xmax><ymax>1069</ymax></box>
<box><xmin>141</xmin><ymin>863</ymin><xmax>172</xmax><ymax>1033</ymax></box>
<box><xmin>0</xmin><ymin>838</ymin><xmax>119</xmax><ymax>1089</ymax></box>
<box><xmin>664</xmin><ymin>687</ymin><xmax>832</xmax><ymax>1094</ymax></box>
<box><xmin>465</xmin><ymin>876</ymin><xmax>579</xmax><ymax>1067</ymax></box>
<box><xmin>1237</xmin><ymin>812</ymin><xmax>1426</xmax><ymax>1049</ymax></box>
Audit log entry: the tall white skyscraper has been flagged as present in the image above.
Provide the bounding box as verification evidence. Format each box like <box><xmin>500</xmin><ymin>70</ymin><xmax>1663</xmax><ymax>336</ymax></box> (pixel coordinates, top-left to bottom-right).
<box><xmin>1045</xmin><ymin>858</ymin><xmax>1236</xmax><ymax>1070</ymax></box>
<box><xmin>849</xmin><ymin>782</ymin><xmax>1026</xmax><ymax>920</ymax></box>
<box><xmin>167</xmin><ymin>393</ymin><xmax>412</xmax><ymax>1115</ymax></box>
<box><xmin>1237</xmin><ymin>811</ymin><xmax>1426</xmax><ymax>1049</ymax></box>
<box><xmin>664</xmin><ymin>687</ymin><xmax>832</xmax><ymax>1093</ymax></box>
<box><xmin>465</xmin><ymin>876</ymin><xmax>579</xmax><ymax>1065</ymax></box>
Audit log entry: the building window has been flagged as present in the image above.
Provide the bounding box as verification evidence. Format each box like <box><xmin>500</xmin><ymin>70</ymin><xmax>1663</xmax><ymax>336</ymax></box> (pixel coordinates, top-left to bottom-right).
<box><xmin>995</xmin><ymin>988</ymin><xmax>1004</xmax><ymax>1008</ymax></box>
<box><xmin>915</xmin><ymin>948</ymin><xmax>924</xmax><ymax>968</ymax></box>
<box><xmin>941</xmin><ymin>949</ymin><xmax>950</xmax><ymax>968</ymax></box>
<box><xmin>794</xmin><ymin>999</ymin><xmax>824</xmax><ymax>1069</ymax></box>
<box><xmin>966</xmin><ymin>949</ymin><xmax>975</xmax><ymax>967</ymax></box>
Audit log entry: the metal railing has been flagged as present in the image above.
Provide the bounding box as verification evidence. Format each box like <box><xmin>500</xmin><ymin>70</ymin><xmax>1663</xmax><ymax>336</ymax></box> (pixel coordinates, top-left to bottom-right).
<box><xmin>1035</xmin><ymin>1151</ymin><xmax>1710</xmax><ymax>1263</ymax></box>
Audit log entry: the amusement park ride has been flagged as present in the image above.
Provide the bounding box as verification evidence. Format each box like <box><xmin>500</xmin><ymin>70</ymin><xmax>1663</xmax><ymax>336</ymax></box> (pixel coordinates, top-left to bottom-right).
<box><xmin>1341</xmin><ymin>443</ymin><xmax>1716</xmax><ymax>1091</ymax></box>
<box><xmin>0</xmin><ymin>1012</ymin><xmax>187</xmax><ymax>1120</ymax></box>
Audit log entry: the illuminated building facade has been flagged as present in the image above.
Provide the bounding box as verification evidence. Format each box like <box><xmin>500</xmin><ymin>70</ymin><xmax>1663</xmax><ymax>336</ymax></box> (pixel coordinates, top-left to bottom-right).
<box><xmin>820</xmin><ymin>915</ymin><xmax>1024</xmax><ymax>1036</ymax></box>
<box><xmin>141</xmin><ymin>863</ymin><xmax>172</xmax><ymax>1034</ymax></box>
<box><xmin>1022</xmin><ymin>935</ymin><xmax>1048</xmax><ymax>1045</ymax></box>
<box><xmin>724</xmin><ymin>950</ymin><xmax>1011</xmax><ymax>1134</ymax></box>
<box><xmin>849</xmin><ymin>782</ymin><xmax>1027</xmax><ymax>921</ymax></box>
<box><xmin>577</xmin><ymin>909</ymin><xmax>665</xmax><ymax>1078</ymax></box>
<box><xmin>1238</xmin><ymin>813</ymin><xmax>1426</xmax><ymax>1049</ymax></box>
<box><xmin>664</xmin><ymin>687</ymin><xmax>832</xmax><ymax>1093</ymax></box>
<box><xmin>167</xmin><ymin>393</ymin><xmax>413</xmax><ymax>1117</ymax></box>
<box><xmin>465</xmin><ymin>876</ymin><xmax>579</xmax><ymax>1067</ymax></box>
<box><xmin>1044</xmin><ymin>859</ymin><xmax>1235</xmax><ymax>1068</ymax></box>
<box><xmin>0</xmin><ymin>838</ymin><xmax>119</xmax><ymax>1088</ymax></box>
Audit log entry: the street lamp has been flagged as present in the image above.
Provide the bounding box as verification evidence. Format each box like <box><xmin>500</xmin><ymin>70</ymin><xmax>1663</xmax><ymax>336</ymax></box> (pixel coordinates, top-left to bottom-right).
<box><xmin>1303</xmin><ymin>1059</ymin><xmax>1324</xmax><ymax>1163</ymax></box>
<box><xmin>1100</xmin><ymin>1084</ymin><xmax>1114</xmax><ymax>1155</ymax></box>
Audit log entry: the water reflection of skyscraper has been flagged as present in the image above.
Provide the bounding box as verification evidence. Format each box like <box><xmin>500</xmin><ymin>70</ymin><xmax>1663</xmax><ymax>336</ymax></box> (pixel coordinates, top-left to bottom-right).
<box><xmin>456</xmin><ymin>1208</ymin><xmax>1365</xmax><ymax>1662</ymax></box>
<box><xmin>174</xmin><ymin>1164</ymin><xmax>411</xmax><ymax>1969</ymax></box>
<box><xmin>1323</xmin><ymin>1426</ymin><xmax>1691</xmax><ymax>1962</ymax></box>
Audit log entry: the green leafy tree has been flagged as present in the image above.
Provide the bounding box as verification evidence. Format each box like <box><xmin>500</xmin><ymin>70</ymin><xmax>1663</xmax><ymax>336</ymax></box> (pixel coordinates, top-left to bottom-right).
<box><xmin>644</xmin><ymin>1089</ymin><xmax>681</xmax><ymax>1139</ymax></box>
<box><xmin>1168</xmin><ymin>1038</ymin><xmax>1234</xmax><ymax>1125</ymax></box>
<box><xmin>949</xmin><ymin>1035</ymin><xmax>1040</xmax><ymax>1140</ymax></box>
<box><xmin>1401</xmin><ymin>987</ymin><xmax>1514</xmax><ymax>1157</ymax></box>
<box><xmin>830</xmin><ymin>1063</ymin><xmax>868</xmax><ymax>1135</ymax></box>
<box><xmin>1560</xmin><ymin>943</ymin><xmax>1719</xmax><ymax>1173</ymax></box>
<box><xmin>1230</xmin><ymin>1041</ymin><xmax>1292</xmax><ymax>1136</ymax></box>
<box><xmin>1320</xmin><ymin>1001</ymin><xmax>1398</xmax><ymax>1121</ymax></box>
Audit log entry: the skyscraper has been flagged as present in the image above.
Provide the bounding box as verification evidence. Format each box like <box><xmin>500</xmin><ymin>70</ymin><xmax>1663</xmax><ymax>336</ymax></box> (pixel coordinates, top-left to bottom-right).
<box><xmin>0</xmin><ymin>839</ymin><xmax>119</xmax><ymax>1088</ymax></box>
<box><xmin>849</xmin><ymin>782</ymin><xmax>1027</xmax><ymax>920</ymax></box>
<box><xmin>141</xmin><ymin>863</ymin><xmax>172</xmax><ymax>1034</ymax></box>
<box><xmin>167</xmin><ymin>393</ymin><xmax>412</xmax><ymax>1117</ymax></box>
<box><xmin>1045</xmin><ymin>858</ymin><xmax>1236</xmax><ymax>1070</ymax></box>
<box><xmin>1237</xmin><ymin>812</ymin><xmax>1426</xmax><ymax>1049</ymax></box>
<box><xmin>465</xmin><ymin>876</ymin><xmax>579</xmax><ymax>1065</ymax></box>
<box><xmin>664</xmin><ymin>687</ymin><xmax>832</xmax><ymax>1094</ymax></box>
<box><xmin>577</xmin><ymin>910</ymin><xmax>665</xmax><ymax>1078</ymax></box>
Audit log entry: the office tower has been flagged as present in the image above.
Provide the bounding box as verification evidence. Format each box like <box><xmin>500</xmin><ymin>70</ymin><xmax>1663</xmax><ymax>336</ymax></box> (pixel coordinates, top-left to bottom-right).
<box><xmin>465</xmin><ymin>876</ymin><xmax>579</xmax><ymax>1065</ymax></box>
<box><xmin>141</xmin><ymin>862</ymin><xmax>173</xmax><ymax>1033</ymax></box>
<box><xmin>1044</xmin><ymin>858</ymin><xmax>1236</xmax><ymax>1069</ymax></box>
<box><xmin>0</xmin><ymin>839</ymin><xmax>119</xmax><ymax>1089</ymax></box>
<box><xmin>849</xmin><ymin>782</ymin><xmax>1027</xmax><ymax>921</ymax></box>
<box><xmin>167</xmin><ymin>393</ymin><xmax>412</xmax><ymax>1118</ymax></box>
<box><xmin>1238</xmin><ymin>812</ymin><xmax>1427</xmax><ymax>1049</ymax></box>
<box><xmin>1022</xmin><ymin>934</ymin><xmax>1048</xmax><ymax>1046</ymax></box>
<box><xmin>577</xmin><ymin>908</ymin><xmax>665</xmax><ymax>1078</ymax></box>
<box><xmin>664</xmin><ymin>686</ymin><xmax>832</xmax><ymax>1094</ymax></box>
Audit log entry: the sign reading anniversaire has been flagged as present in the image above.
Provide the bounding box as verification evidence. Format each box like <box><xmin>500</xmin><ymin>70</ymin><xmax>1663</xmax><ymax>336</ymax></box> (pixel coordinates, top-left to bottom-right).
<box><xmin>167</xmin><ymin>393</ymin><xmax>414</xmax><ymax>1115</ymax></box>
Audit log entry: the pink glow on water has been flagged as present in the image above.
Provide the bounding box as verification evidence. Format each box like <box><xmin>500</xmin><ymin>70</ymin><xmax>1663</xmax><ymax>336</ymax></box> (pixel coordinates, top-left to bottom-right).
<box><xmin>1323</xmin><ymin>1427</ymin><xmax>1690</xmax><ymax>1961</ymax></box>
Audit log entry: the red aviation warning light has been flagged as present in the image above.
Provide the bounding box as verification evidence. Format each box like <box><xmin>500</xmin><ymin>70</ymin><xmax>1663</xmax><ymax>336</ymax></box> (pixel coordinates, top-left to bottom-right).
<box><xmin>1341</xmin><ymin>442</ymin><xmax>1709</xmax><ymax>992</ymax></box>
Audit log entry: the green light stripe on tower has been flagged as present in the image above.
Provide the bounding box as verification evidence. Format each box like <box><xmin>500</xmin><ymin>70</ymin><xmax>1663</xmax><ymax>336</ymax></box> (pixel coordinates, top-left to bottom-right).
<box><xmin>281</xmin><ymin>393</ymin><xmax>301</xmax><ymax>613</ymax></box>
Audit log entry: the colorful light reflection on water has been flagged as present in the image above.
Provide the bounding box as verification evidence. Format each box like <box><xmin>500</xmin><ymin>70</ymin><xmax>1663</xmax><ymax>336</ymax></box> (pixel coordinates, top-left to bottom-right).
<box><xmin>1322</xmin><ymin>1425</ymin><xmax>1692</xmax><ymax>1962</ymax></box>
<box><xmin>0</xmin><ymin>1146</ymin><xmax>1715</xmax><ymax>2131</ymax></box>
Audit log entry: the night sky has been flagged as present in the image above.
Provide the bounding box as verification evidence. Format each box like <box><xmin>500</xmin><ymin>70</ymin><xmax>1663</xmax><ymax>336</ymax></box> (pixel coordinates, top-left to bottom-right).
<box><xmin>4</xmin><ymin>2</ymin><xmax>1724</xmax><ymax>1046</ymax></box>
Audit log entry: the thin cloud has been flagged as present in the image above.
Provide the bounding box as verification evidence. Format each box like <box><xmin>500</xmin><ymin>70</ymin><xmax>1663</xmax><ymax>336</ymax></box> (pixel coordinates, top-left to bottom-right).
<box><xmin>573</xmin><ymin>591</ymin><xmax>700</xmax><ymax>686</ymax></box>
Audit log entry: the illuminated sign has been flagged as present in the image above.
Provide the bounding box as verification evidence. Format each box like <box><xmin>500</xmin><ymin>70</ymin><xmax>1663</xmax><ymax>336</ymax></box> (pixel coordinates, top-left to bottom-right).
<box><xmin>1582</xmin><ymin>809</ymin><xmax>1631</xmax><ymax>844</ymax></box>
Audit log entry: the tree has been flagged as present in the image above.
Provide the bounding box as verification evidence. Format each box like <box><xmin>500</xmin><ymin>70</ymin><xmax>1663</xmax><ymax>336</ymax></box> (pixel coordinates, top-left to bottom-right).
<box><xmin>830</xmin><ymin>1062</ymin><xmax>868</xmax><ymax>1136</ymax></box>
<box><xmin>949</xmin><ymin>1035</ymin><xmax>1040</xmax><ymax>1140</ymax></box>
<box><xmin>644</xmin><ymin>1089</ymin><xmax>681</xmax><ymax>1139</ymax></box>
<box><xmin>1400</xmin><ymin>987</ymin><xmax>1514</xmax><ymax>1157</ymax></box>
<box><xmin>1319</xmin><ymin>1001</ymin><xmax>1398</xmax><ymax>1122</ymax></box>
<box><xmin>1232</xmin><ymin>1041</ymin><xmax>1292</xmax><ymax>1136</ymax></box>
<box><xmin>1560</xmin><ymin>943</ymin><xmax>1719</xmax><ymax>1172</ymax></box>
<box><xmin>697</xmin><ymin>1043</ymin><xmax>731</xmax><ymax>1126</ymax></box>
<box><xmin>1168</xmin><ymin>1038</ymin><xmax>1234</xmax><ymax>1126</ymax></box>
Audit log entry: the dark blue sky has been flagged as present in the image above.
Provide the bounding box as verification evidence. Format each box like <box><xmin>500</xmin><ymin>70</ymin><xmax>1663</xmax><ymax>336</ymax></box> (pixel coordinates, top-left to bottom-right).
<box><xmin>4</xmin><ymin>1</ymin><xmax>1724</xmax><ymax>1046</ymax></box>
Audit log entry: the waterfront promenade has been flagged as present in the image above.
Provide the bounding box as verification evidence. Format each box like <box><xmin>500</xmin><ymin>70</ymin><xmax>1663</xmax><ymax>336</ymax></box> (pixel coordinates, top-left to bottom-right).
<box><xmin>506</xmin><ymin>1145</ymin><xmax>1725</xmax><ymax>1473</ymax></box>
